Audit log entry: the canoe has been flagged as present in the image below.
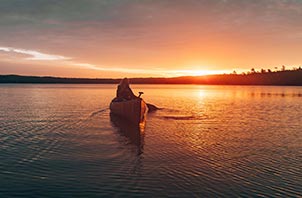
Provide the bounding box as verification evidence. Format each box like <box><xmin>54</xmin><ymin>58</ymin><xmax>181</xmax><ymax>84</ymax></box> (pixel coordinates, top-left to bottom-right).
<box><xmin>109</xmin><ymin>98</ymin><xmax>148</xmax><ymax>126</ymax></box>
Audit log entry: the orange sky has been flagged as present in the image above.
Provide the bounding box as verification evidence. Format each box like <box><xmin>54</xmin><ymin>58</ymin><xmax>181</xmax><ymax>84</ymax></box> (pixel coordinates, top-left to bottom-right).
<box><xmin>1</xmin><ymin>0</ymin><xmax>302</xmax><ymax>78</ymax></box>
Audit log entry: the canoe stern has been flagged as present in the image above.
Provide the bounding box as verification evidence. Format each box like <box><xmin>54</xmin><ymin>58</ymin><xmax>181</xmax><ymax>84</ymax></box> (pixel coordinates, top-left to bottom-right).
<box><xmin>110</xmin><ymin>98</ymin><xmax>147</xmax><ymax>125</ymax></box>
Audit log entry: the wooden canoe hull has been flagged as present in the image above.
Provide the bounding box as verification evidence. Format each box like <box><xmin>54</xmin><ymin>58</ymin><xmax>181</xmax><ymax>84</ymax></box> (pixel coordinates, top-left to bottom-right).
<box><xmin>109</xmin><ymin>98</ymin><xmax>147</xmax><ymax>125</ymax></box>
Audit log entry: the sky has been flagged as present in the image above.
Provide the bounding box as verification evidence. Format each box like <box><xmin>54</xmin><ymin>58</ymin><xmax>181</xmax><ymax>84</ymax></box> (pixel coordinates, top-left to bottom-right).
<box><xmin>1</xmin><ymin>0</ymin><xmax>302</xmax><ymax>78</ymax></box>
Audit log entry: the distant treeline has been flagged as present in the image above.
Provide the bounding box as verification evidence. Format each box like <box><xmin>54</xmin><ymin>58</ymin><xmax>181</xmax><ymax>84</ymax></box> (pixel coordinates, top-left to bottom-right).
<box><xmin>1</xmin><ymin>69</ymin><xmax>302</xmax><ymax>85</ymax></box>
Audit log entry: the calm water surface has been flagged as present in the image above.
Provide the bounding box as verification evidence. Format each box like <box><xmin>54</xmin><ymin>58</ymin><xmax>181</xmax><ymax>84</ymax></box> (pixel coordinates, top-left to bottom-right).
<box><xmin>0</xmin><ymin>84</ymin><xmax>301</xmax><ymax>197</ymax></box>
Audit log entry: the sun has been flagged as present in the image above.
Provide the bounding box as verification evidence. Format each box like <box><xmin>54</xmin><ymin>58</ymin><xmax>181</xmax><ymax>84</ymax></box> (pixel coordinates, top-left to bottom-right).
<box><xmin>168</xmin><ymin>67</ymin><xmax>224</xmax><ymax>77</ymax></box>
<box><xmin>183</xmin><ymin>69</ymin><xmax>215</xmax><ymax>76</ymax></box>
<box><xmin>192</xmin><ymin>70</ymin><xmax>211</xmax><ymax>76</ymax></box>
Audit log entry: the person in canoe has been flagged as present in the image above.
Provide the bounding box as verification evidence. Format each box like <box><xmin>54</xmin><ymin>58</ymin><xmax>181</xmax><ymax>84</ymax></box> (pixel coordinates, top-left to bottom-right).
<box><xmin>113</xmin><ymin>78</ymin><xmax>158</xmax><ymax>111</ymax></box>
<box><xmin>115</xmin><ymin>78</ymin><xmax>138</xmax><ymax>101</ymax></box>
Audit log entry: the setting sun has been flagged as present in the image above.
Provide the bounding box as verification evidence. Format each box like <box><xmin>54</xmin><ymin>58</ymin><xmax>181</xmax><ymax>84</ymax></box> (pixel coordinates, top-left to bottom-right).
<box><xmin>170</xmin><ymin>69</ymin><xmax>229</xmax><ymax>77</ymax></box>
<box><xmin>190</xmin><ymin>70</ymin><xmax>216</xmax><ymax>76</ymax></box>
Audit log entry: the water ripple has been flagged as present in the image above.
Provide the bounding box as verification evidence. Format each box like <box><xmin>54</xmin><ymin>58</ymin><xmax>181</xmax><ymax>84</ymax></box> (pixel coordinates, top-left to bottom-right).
<box><xmin>0</xmin><ymin>84</ymin><xmax>301</xmax><ymax>197</ymax></box>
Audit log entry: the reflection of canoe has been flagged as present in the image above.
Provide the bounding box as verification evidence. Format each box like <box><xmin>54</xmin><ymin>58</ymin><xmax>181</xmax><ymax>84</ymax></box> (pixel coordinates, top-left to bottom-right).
<box><xmin>110</xmin><ymin>113</ymin><xmax>144</xmax><ymax>154</ymax></box>
<box><xmin>109</xmin><ymin>98</ymin><xmax>148</xmax><ymax>126</ymax></box>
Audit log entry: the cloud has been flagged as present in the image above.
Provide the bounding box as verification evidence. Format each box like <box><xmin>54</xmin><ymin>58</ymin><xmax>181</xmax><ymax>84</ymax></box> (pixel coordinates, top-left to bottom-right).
<box><xmin>72</xmin><ymin>62</ymin><xmax>157</xmax><ymax>74</ymax></box>
<box><xmin>0</xmin><ymin>47</ymin><xmax>10</xmax><ymax>52</ymax></box>
<box><xmin>0</xmin><ymin>47</ymin><xmax>70</xmax><ymax>60</ymax></box>
<box><xmin>0</xmin><ymin>46</ymin><xmax>163</xmax><ymax>75</ymax></box>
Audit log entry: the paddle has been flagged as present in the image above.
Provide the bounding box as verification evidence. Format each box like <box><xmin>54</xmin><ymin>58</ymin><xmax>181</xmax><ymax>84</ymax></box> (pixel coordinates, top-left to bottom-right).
<box><xmin>138</xmin><ymin>91</ymin><xmax>160</xmax><ymax>112</ymax></box>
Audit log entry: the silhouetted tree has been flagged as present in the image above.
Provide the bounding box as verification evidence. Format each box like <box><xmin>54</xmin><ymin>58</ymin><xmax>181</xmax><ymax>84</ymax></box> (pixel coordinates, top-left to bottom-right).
<box><xmin>282</xmin><ymin>65</ymin><xmax>286</xmax><ymax>71</ymax></box>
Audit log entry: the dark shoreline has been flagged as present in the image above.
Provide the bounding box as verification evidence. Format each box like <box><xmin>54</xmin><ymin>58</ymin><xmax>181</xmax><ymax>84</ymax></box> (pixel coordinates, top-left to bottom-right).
<box><xmin>1</xmin><ymin>70</ymin><xmax>302</xmax><ymax>85</ymax></box>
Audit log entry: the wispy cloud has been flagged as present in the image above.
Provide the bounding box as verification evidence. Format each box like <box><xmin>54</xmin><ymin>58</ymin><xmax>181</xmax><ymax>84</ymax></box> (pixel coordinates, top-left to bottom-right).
<box><xmin>0</xmin><ymin>46</ymin><xmax>233</xmax><ymax>76</ymax></box>
<box><xmin>0</xmin><ymin>46</ymin><xmax>164</xmax><ymax>75</ymax></box>
<box><xmin>71</xmin><ymin>62</ymin><xmax>226</xmax><ymax>76</ymax></box>
<box><xmin>0</xmin><ymin>47</ymin><xmax>70</xmax><ymax>61</ymax></box>
<box><xmin>72</xmin><ymin>62</ymin><xmax>159</xmax><ymax>74</ymax></box>
<box><xmin>0</xmin><ymin>47</ymin><xmax>10</xmax><ymax>52</ymax></box>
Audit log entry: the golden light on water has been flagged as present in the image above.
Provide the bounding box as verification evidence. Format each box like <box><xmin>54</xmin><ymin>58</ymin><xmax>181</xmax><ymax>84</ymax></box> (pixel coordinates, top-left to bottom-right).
<box><xmin>198</xmin><ymin>90</ymin><xmax>206</xmax><ymax>98</ymax></box>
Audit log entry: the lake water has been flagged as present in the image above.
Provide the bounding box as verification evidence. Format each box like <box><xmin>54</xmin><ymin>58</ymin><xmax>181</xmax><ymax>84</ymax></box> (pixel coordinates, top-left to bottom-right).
<box><xmin>0</xmin><ymin>84</ymin><xmax>301</xmax><ymax>197</ymax></box>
